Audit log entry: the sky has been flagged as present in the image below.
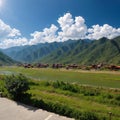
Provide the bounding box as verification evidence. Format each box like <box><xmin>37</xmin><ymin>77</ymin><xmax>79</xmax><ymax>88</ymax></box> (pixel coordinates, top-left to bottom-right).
<box><xmin>0</xmin><ymin>0</ymin><xmax>120</xmax><ymax>48</ymax></box>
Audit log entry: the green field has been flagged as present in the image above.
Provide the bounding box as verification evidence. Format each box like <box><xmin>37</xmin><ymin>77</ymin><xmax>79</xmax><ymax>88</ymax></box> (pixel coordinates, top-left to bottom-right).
<box><xmin>0</xmin><ymin>66</ymin><xmax>120</xmax><ymax>88</ymax></box>
<box><xmin>29</xmin><ymin>80</ymin><xmax>120</xmax><ymax>119</ymax></box>
<box><xmin>0</xmin><ymin>67</ymin><xmax>120</xmax><ymax>120</ymax></box>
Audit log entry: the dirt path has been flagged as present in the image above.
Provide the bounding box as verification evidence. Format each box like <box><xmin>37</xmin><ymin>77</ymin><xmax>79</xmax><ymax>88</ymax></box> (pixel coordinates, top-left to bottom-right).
<box><xmin>60</xmin><ymin>68</ymin><xmax>120</xmax><ymax>75</ymax></box>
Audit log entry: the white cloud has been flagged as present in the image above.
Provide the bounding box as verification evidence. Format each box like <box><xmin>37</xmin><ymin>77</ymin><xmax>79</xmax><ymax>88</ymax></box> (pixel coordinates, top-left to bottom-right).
<box><xmin>0</xmin><ymin>19</ymin><xmax>28</xmax><ymax>48</ymax></box>
<box><xmin>0</xmin><ymin>37</ymin><xmax>28</xmax><ymax>49</ymax></box>
<box><xmin>58</xmin><ymin>13</ymin><xmax>74</xmax><ymax>29</ymax></box>
<box><xmin>0</xmin><ymin>19</ymin><xmax>21</xmax><ymax>39</ymax></box>
<box><xmin>8</xmin><ymin>28</ymin><xmax>21</xmax><ymax>37</ymax></box>
<box><xmin>87</xmin><ymin>24</ymin><xmax>120</xmax><ymax>40</ymax></box>
<box><xmin>29</xmin><ymin>24</ymin><xmax>58</xmax><ymax>45</ymax></box>
<box><xmin>1</xmin><ymin>12</ymin><xmax>120</xmax><ymax>48</ymax></box>
<box><xmin>58</xmin><ymin>13</ymin><xmax>87</xmax><ymax>41</ymax></box>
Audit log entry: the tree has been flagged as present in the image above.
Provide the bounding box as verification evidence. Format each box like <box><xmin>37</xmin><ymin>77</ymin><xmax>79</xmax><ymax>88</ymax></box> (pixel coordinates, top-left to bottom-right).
<box><xmin>4</xmin><ymin>74</ymin><xmax>29</xmax><ymax>100</ymax></box>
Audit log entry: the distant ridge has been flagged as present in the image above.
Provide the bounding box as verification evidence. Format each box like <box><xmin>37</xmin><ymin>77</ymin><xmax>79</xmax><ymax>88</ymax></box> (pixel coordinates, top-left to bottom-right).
<box><xmin>2</xmin><ymin>40</ymin><xmax>77</xmax><ymax>63</ymax></box>
<box><xmin>0</xmin><ymin>50</ymin><xmax>16</xmax><ymax>65</ymax></box>
<box><xmin>39</xmin><ymin>36</ymin><xmax>120</xmax><ymax>65</ymax></box>
<box><xmin>2</xmin><ymin>36</ymin><xmax>120</xmax><ymax>65</ymax></box>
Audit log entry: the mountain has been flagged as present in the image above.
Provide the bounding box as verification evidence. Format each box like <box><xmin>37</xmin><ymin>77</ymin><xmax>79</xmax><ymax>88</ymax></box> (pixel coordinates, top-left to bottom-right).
<box><xmin>39</xmin><ymin>36</ymin><xmax>120</xmax><ymax>65</ymax></box>
<box><xmin>0</xmin><ymin>50</ymin><xmax>16</xmax><ymax>65</ymax></box>
<box><xmin>2</xmin><ymin>36</ymin><xmax>120</xmax><ymax>65</ymax></box>
<box><xmin>39</xmin><ymin>40</ymin><xmax>91</xmax><ymax>64</ymax></box>
<box><xmin>2</xmin><ymin>40</ymin><xmax>77</xmax><ymax>63</ymax></box>
<box><xmin>2</xmin><ymin>42</ymin><xmax>62</xmax><ymax>62</ymax></box>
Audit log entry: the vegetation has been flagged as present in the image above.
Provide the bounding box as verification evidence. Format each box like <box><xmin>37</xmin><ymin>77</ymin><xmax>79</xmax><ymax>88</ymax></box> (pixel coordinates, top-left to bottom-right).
<box><xmin>24</xmin><ymin>80</ymin><xmax>120</xmax><ymax>120</ymax></box>
<box><xmin>2</xmin><ymin>36</ymin><xmax>120</xmax><ymax>64</ymax></box>
<box><xmin>1</xmin><ymin>75</ymin><xmax>120</xmax><ymax>120</ymax></box>
<box><xmin>2</xmin><ymin>41</ymin><xmax>65</xmax><ymax>62</ymax></box>
<box><xmin>1</xmin><ymin>35</ymin><xmax>120</xmax><ymax>119</ymax></box>
<box><xmin>40</xmin><ymin>37</ymin><xmax>120</xmax><ymax>64</ymax></box>
<box><xmin>0</xmin><ymin>67</ymin><xmax>120</xmax><ymax>119</ymax></box>
<box><xmin>0</xmin><ymin>51</ymin><xmax>16</xmax><ymax>65</ymax></box>
<box><xmin>4</xmin><ymin>74</ymin><xmax>29</xmax><ymax>100</ymax></box>
<box><xmin>0</xmin><ymin>67</ymin><xmax>120</xmax><ymax>88</ymax></box>
<box><xmin>0</xmin><ymin>75</ymin><xmax>9</xmax><ymax>97</ymax></box>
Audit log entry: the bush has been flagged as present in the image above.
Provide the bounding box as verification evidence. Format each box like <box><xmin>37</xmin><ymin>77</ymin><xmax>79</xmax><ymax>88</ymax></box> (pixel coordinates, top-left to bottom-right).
<box><xmin>115</xmin><ymin>95</ymin><xmax>120</xmax><ymax>101</ymax></box>
<box><xmin>0</xmin><ymin>77</ymin><xmax>9</xmax><ymax>97</ymax></box>
<box><xmin>27</xmin><ymin>97</ymin><xmax>101</xmax><ymax>120</ymax></box>
<box><xmin>80</xmin><ymin>111</ymin><xmax>98</xmax><ymax>120</ymax></box>
<box><xmin>4</xmin><ymin>74</ymin><xmax>29</xmax><ymax>100</ymax></box>
<box><xmin>52</xmin><ymin>81</ymin><xmax>79</xmax><ymax>93</ymax></box>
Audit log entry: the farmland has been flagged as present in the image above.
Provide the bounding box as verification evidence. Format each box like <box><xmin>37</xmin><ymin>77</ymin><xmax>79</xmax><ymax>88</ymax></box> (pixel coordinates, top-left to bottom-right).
<box><xmin>0</xmin><ymin>66</ymin><xmax>120</xmax><ymax>120</ymax></box>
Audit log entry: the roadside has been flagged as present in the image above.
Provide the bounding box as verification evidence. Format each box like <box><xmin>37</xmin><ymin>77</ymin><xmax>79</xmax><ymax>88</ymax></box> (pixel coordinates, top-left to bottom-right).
<box><xmin>0</xmin><ymin>97</ymin><xmax>74</xmax><ymax>120</ymax></box>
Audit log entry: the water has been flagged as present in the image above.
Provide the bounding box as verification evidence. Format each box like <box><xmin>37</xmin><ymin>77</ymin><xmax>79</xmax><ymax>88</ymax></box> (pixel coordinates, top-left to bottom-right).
<box><xmin>0</xmin><ymin>71</ymin><xmax>16</xmax><ymax>75</ymax></box>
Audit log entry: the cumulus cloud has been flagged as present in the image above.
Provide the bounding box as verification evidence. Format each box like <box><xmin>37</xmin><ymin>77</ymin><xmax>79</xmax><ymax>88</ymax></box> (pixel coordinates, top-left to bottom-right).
<box><xmin>29</xmin><ymin>13</ymin><xmax>88</xmax><ymax>44</ymax></box>
<box><xmin>87</xmin><ymin>24</ymin><xmax>120</xmax><ymax>40</ymax></box>
<box><xmin>1</xmin><ymin>12</ymin><xmax>120</xmax><ymax>48</ymax></box>
<box><xmin>0</xmin><ymin>19</ymin><xmax>28</xmax><ymax>48</ymax></box>
<box><xmin>0</xmin><ymin>37</ymin><xmax>28</xmax><ymax>49</ymax></box>
<box><xmin>29</xmin><ymin>24</ymin><xmax>58</xmax><ymax>45</ymax></box>
<box><xmin>0</xmin><ymin>19</ymin><xmax>21</xmax><ymax>39</ymax></box>
<box><xmin>8</xmin><ymin>28</ymin><xmax>21</xmax><ymax>38</ymax></box>
<box><xmin>58</xmin><ymin>13</ymin><xmax>87</xmax><ymax>41</ymax></box>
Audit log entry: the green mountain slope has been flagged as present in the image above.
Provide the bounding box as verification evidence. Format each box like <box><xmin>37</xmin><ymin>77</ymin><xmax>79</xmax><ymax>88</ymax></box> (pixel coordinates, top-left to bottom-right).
<box><xmin>2</xmin><ymin>40</ymin><xmax>78</xmax><ymax>63</ymax></box>
<box><xmin>0</xmin><ymin>51</ymin><xmax>16</xmax><ymax>65</ymax></box>
<box><xmin>39</xmin><ymin>40</ymin><xmax>90</xmax><ymax>64</ymax></box>
<box><xmin>2</xmin><ymin>36</ymin><xmax>120</xmax><ymax>65</ymax></box>
<box><xmin>3</xmin><ymin>42</ymin><xmax>63</xmax><ymax>62</ymax></box>
<box><xmin>40</xmin><ymin>36</ymin><xmax>120</xmax><ymax>65</ymax></box>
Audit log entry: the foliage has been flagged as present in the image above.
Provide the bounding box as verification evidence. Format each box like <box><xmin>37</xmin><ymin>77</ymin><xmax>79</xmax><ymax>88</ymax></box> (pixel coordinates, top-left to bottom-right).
<box><xmin>0</xmin><ymin>75</ymin><xmax>9</xmax><ymax>97</ymax></box>
<box><xmin>27</xmin><ymin>80</ymin><xmax>120</xmax><ymax>120</ymax></box>
<box><xmin>52</xmin><ymin>81</ymin><xmax>79</xmax><ymax>92</ymax></box>
<box><xmin>79</xmin><ymin>112</ymin><xmax>99</xmax><ymax>120</ymax></box>
<box><xmin>29</xmin><ymin>98</ymin><xmax>100</xmax><ymax>120</ymax></box>
<box><xmin>44</xmin><ymin>81</ymin><xmax>120</xmax><ymax>106</ymax></box>
<box><xmin>4</xmin><ymin>74</ymin><xmax>29</xmax><ymax>100</ymax></box>
<box><xmin>0</xmin><ymin>73</ymin><xmax>120</xmax><ymax>120</ymax></box>
<box><xmin>0</xmin><ymin>67</ymin><xmax>120</xmax><ymax>119</ymax></box>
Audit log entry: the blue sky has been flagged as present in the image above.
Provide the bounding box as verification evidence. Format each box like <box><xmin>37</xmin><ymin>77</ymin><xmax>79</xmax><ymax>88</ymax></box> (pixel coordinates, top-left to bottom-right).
<box><xmin>0</xmin><ymin>0</ymin><xmax>120</xmax><ymax>48</ymax></box>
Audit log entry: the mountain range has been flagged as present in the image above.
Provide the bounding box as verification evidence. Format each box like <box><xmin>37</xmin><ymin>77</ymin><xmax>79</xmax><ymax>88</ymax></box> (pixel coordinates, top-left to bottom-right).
<box><xmin>2</xmin><ymin>36</ymin><xmax>120</xmax><ymax>65</ymax></box>
<box><xmin>40</xmin><ymin>37</ymin><xmax>120</xmax><ymax>65</ymax></box>
<box><xmin>2</xmin><ymin>40</ymin><xmax>79</xmax><ymax>63</ymax></box>
<box><xmin>0</xmin><ymin>50</ymin><xmax>16</xmax><ymax>65</ymax></box>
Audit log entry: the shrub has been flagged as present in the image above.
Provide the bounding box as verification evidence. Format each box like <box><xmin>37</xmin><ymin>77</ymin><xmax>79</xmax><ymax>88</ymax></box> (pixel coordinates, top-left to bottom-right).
<box><xmin>52</xmin><ymin>80</ymin><xmax>61</xmax><ymax>88</ymax></box>
<box><xmin>52</xmin><ymin>81</ymin><xmax>79</xmax><ymax>93</ymax></box>
<box><xmin>115</xmin><ymin>95</ymin><xmax>120</xmax><ymax>101</ymax></box>
<box><xmin>0</xmin><ymin>77</ymin><xmax>9</xmax><ymax>97</ymax></box>
<box><xmin>80</xmin><ymin>111</ymin><xmax>99</xmax><ymax>120</ymax></box>
<box><xmin>4</xmin><ymin>74</ymin><xmax>29</xmax><ymax>100</ymax></box>
<box><xmin>27</xmin><ymin>97</ymin><xmax>101</xmax><ymax>120</ymax></box>
<box><xmin>43</xmin><ymin>81</ymin><xmax>50</xmax><ymax>86</ymax></box>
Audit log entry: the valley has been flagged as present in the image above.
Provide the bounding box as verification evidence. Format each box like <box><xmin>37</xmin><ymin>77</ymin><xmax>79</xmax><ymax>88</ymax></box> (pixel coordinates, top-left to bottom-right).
<box><xmin>2</xmin><ymin>36</ymin><xmax>120</xmax><ymax>65</ymax></box>
<box><xmin>0</xmin><ymin>37</ymin><xmax>120</xmax><ymax>120</ymax></box>
<box><xmin>0</xmin><ymin>67</ymin><xmax>120</xmax><ymax>120</ymax></box>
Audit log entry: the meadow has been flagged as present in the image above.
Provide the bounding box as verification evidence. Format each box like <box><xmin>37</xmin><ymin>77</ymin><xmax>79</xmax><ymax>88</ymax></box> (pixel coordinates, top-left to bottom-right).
<box><xmin>0</xmin><ymin>67</ymin><xmax>120</xmax><ymax>120</ymax></box>
<box><xmin>0</xmin><ymin>66</ymin><xmax>120</xmax><ymax>88</ymax></box>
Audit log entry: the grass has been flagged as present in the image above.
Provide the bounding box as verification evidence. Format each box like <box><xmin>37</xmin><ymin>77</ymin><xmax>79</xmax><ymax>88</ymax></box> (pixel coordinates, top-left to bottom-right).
<box><xmin>28</xmin><ymin>80</ymin><xmax>120</xmax><ymax>120</ymax></box>
<box><xmin>0</xmin><ymin>71</ymin><xmax>120</xmax><ymax>120</ymax></box>
<box><xmin>0</xmin><ymin>66</ymin><xmax>120</xmax><ymax>88</ymax></box>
